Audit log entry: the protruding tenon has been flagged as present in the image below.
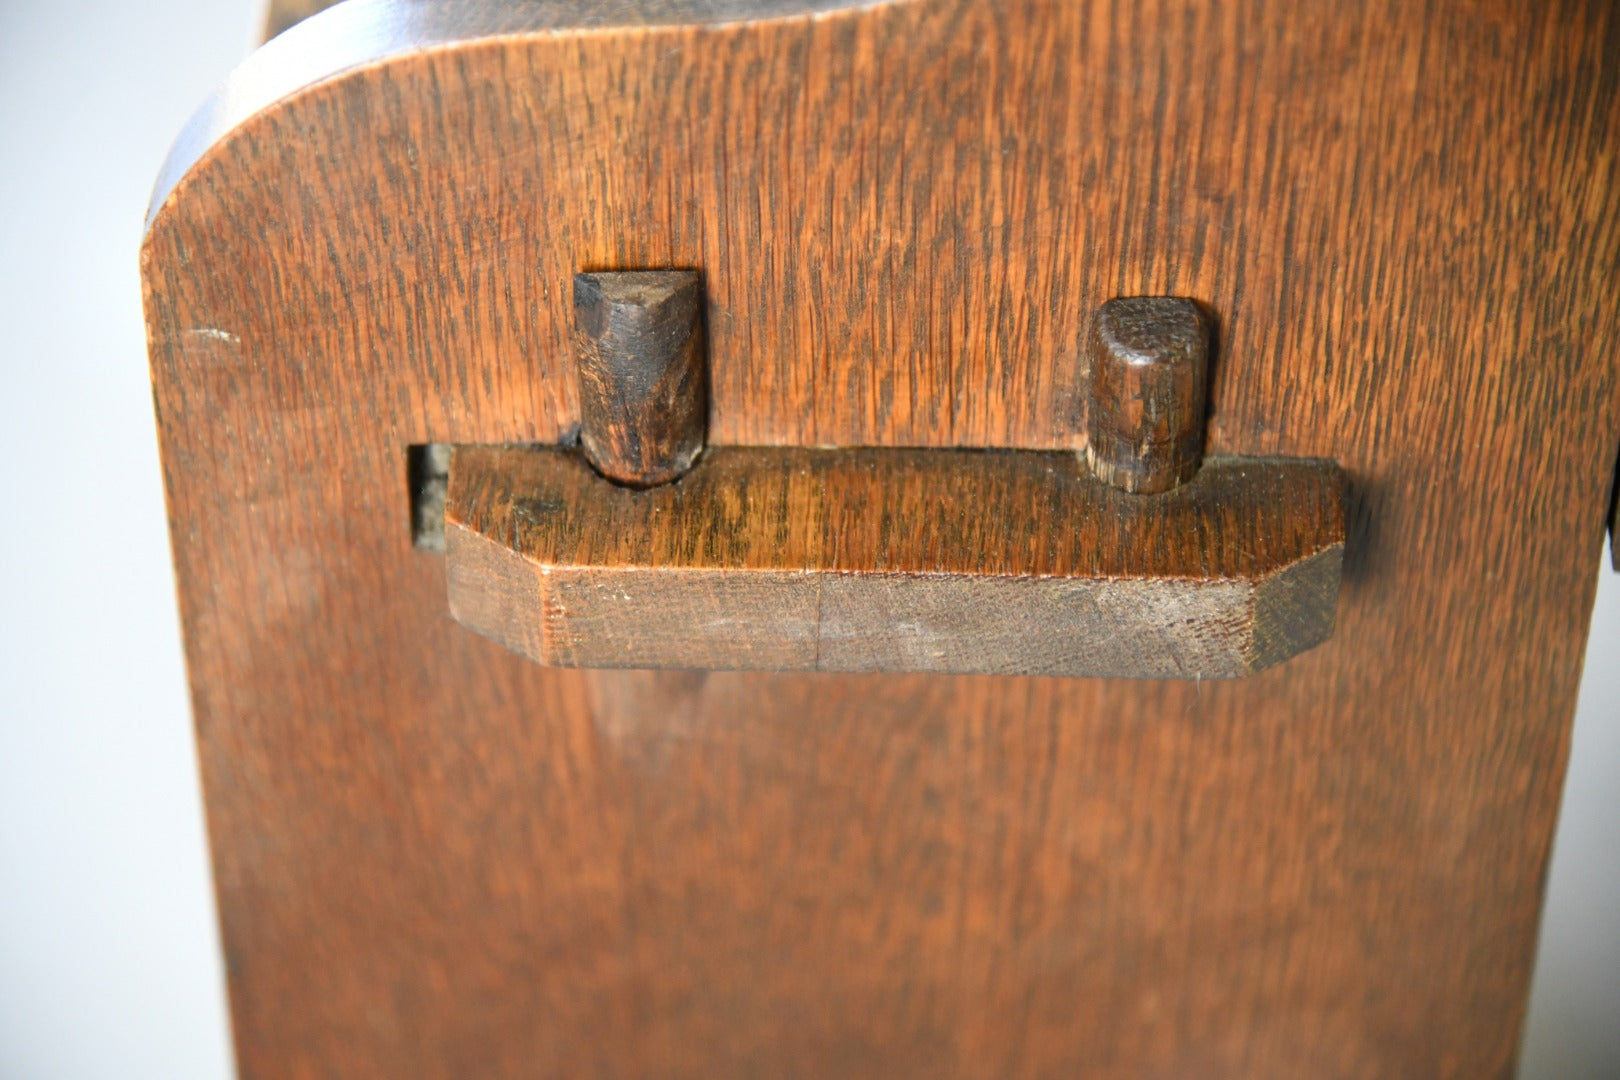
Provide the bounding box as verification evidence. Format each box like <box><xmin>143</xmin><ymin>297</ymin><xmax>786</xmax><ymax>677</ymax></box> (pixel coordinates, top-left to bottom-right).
<box><xmin>573</xmin><ymin>270</ymin><xmax>707</xmax><ymax>487</ymax></box>
<box><xmin>1086</xmin><ymin>297</ymin><xmax>1210</xmax><ymax>495</ymax></box>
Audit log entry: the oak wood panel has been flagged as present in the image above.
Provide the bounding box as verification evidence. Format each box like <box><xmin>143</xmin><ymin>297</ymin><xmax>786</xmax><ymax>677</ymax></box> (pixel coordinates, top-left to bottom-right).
<box><xmin>446</xmin><ymin>446</ymin><xmax>1344</xmax><ymax>677</ymax></box>
<box><xmin>142</xmin><ymin>0</ymin><xmax>1620</xmax><ymax>1076</ymax></box>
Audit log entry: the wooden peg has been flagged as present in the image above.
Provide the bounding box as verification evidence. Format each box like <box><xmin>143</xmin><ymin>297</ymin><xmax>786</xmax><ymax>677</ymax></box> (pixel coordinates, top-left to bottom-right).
<box><xmin>573</xmin><ymin>270</ymin><xmax>707</xmax><ymax>488</ymax></box>
<box><xmin>1086</xmin><ymin>297</ymin><xmax>1210</xmax><ymax>495</ymax></box>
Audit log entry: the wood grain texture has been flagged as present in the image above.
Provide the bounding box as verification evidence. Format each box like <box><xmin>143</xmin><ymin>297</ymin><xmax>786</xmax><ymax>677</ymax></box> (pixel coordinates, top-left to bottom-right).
<box><xmin>574</xmin><ymin>271</ymin><xmax>708</xmax><ymax>486</ymax></box>
<box><xmin>142</xmin><ymin>0</ymin><xmax>1620</xmax><ymax>1076</ymax></box>
<box><xmin>446</xmin><ymin>445</ymin><xmax>1343</xmax><ymax>677</ymax></box>
<box><xmin>1087</xmin><ymin>297</ymin><xmax>1210</xmax><ymax>494</ymax></box>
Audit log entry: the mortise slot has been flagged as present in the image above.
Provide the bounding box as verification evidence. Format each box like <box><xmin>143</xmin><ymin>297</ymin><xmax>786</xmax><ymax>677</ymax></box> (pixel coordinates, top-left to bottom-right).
<box><xmin>408</xmin><ymin>444</ymin><xmax>451</xmax><ymax>553</ymax></box>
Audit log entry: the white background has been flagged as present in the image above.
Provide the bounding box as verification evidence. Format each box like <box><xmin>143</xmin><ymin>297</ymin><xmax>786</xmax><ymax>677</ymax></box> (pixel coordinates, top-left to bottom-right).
<box><xmin>0</xmin><ymin>1</ymin><xmax>1614</xmax><ymax>1076</ymax></box>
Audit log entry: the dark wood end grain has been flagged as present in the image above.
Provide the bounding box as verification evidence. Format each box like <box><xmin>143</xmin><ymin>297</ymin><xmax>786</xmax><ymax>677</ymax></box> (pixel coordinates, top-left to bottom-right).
<box><xmin>574</xmin><ymin>270</ymin><xmax>707</xmax><ymax>488</ymax></box>
<box><xmin>1086</xmin><ymin>297</ymin><xmax>1210</xmax><ymax>495</ymax></box>
<box><xmin>445</xmin><ymin>445</ymin><xmax>1345</xmax><ymax>679</ymax></box>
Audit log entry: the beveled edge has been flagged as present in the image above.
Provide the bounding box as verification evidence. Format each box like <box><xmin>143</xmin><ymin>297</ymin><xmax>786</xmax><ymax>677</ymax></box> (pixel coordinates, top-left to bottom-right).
<box><xmin>444</xmin><ymin>444</ymin><xmax>1348</xmax><ymax>679</ymax></box>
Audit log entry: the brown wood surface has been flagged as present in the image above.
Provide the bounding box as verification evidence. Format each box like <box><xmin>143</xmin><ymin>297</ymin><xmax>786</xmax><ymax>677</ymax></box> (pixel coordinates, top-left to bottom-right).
<box><xmin>574</xmin><ymin>271</ymin><xmax>708</xmax><ymax>487</ymax></box>
<box><xmin>142</xmin><ymin>0</ymin><xmax>1620</xmax><ymax>1076</ymax></box>
<box><xmin>446</xmin><ymin>445</ymin><xmax>1344</xmax><ymax>677</ymax></box>
<box><xmin>1087</xmin><ymin>297</ymin><xmax>1210</xmax><ymax>494</ymax></box>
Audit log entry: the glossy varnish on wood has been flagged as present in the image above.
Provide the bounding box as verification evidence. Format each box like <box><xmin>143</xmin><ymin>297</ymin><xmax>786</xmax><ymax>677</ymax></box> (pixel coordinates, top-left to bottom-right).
<box><xmin>142</xmin><ymin>0</ymin><xmax>1620</xmax><ymax>1076</ymax></box>
<box><xmin>446</xmin><ymin>446</ymin><xmax>1344</xmax><ymax>677</ymax></box>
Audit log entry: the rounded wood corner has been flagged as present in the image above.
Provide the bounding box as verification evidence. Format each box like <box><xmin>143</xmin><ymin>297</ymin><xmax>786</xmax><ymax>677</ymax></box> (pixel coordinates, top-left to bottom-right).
<box><xmin>145</xmin><ymin>0</ymin><xmax>916</xmax><ymax>238</ymax></box>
